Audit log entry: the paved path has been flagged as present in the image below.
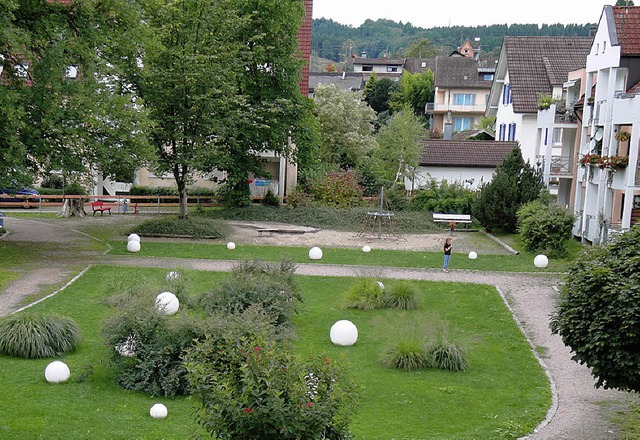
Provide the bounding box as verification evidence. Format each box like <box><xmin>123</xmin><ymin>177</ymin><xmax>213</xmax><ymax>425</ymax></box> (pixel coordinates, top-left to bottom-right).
<box><xmin>0</xmin><ymin>217</ymin><xmax>636</xmax><ymax>439</ymax></box>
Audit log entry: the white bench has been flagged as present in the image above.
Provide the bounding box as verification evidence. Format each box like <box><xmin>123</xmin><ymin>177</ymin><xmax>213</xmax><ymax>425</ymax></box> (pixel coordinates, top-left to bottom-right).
<box><xmin>432</xmin><ymin>213</ymin><xmax>472</xmax><ymax>229</ymax></box>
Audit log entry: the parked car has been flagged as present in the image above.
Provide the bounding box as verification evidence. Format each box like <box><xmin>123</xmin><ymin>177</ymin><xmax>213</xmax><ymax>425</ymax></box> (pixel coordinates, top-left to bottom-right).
<box><xmin>0</xmin><ymin>188</ymin><xmax>40</xmax><ymax>207</ymax></box>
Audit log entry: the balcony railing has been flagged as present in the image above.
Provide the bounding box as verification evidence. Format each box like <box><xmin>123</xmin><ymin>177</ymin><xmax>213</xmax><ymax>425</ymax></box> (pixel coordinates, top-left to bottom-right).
<box><xmin>537</xmin><ymin>155</ymin><xmax>574</xmax><ymax>176</ymax></box>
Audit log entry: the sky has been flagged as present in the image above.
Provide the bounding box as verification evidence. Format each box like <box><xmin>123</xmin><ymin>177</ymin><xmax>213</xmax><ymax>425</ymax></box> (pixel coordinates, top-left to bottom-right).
<box><xmin>312</xmin><ymin>0</ymin><xmax>612</xmax><ymax>29</ymax></box>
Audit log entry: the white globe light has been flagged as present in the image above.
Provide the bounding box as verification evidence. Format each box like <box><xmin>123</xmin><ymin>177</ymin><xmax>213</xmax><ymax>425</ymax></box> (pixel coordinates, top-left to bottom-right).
<box><xmin>376</xmin><ymin>281</ymin><xmax>385</xmax><ymax>291</ymax></box>
<box><xmin>309</xmin><ymin>247</ymin><xmax>323</xmax><ymax>260</ymax></box>
<box><xmin>227</xmin><ymin>242</ymin><xmax>236</xmax><ymax>250</ymax></box>
<box><xmin>155</xmin><ymin>292</ymin><xmax>180</xmax><ymax>315</ymax></box>
<box><xmin>330</xmin><ymin>320</ymin><xmax>358</xmax><ymax>346</ymax></box>
<box><xmin>150</xmin><ymin>403</ymin><xmax>168</xmax><ymax>419</ymax></box>
<box><xmin>45</xmin><ymin>361</ymin><xmax>70</xmax><ymax>383</ymax></box>
<box><xmin>468</xmin><ymin>251</ymin><xmax>478</xmax><ymax>260</ymax></box>
<box><xmin>166</xmin><ymin>271</ymin><xmax>180</xmax><ymax>282</ymax></box>
<box><xmin>534</xmin><ymin>254</ymin><xmax>549</xmax><ymax>268</ymax></box>
<box><xmin>128</xmin><ymin>233</ymin><xmax>141</xmax><ymax>243</ymax></box>
<box><xmin>127</xmin><ymin>240</ymin><xmax>141</xmax><ymax>253</ymax></box>
<box><xmin>362</xmin><ymin>245</ymin><xmax>371</xmax><ymax>253</ymax></box>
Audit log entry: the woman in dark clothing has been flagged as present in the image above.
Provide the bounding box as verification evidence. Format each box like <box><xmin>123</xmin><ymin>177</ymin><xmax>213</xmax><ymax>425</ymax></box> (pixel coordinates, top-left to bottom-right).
<box><xmin>443</xmin><ymin>237</ymin><xmax>452</xmax><ymax>272</ymax></box>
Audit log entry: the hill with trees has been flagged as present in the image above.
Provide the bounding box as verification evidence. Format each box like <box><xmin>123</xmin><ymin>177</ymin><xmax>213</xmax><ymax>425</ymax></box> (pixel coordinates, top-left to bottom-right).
<box><xmin>312</xmin><ymin>18</ymin><xmax>594</xmax><ymax>64</ymax></box>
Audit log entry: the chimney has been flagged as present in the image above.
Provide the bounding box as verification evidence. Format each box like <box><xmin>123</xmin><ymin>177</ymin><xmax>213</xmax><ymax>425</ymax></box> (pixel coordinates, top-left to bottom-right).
<box><xmin>361</xmin><ymin>51</ymin><xmax>367</xmax><ymax>59</ymax></box>
<box><xmin>443</xmin><ymin>123</ymin><xmax>453</xmax><ymax>140</ymax></box>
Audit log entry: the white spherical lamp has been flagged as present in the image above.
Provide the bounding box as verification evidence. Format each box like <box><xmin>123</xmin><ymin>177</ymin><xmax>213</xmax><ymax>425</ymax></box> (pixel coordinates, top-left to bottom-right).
<box><xmin>45</xmin><ymin>361</ymin><xmax>70</xmax><ymax>383</ymax></box>
<box><xmin>362</xmin><ymin>245</ymin><xmax>371</xmax><ymax>253</ymax></box>
<box><xmin>150</xmin><ymin>403</ymin><xmax>168</xmax><ymax>419</ymax></box>
<box><xmin>468</xmin><ymin>251</ymin><xmax>478</xmax><ymax>260</ymax></box>
<box><xmin>155</xmin><ymin>292</ymin><xmax>180</xmax><ymax>315</ymax></box>
<box><xmin>330</xmin><ymin>320</ymin><xmax>358</xmax><ymax>346</ymax></box>
<box><xmin>227</xmin><ymin>242</ymin><xmax>236</xmax><ymax>250</ymax></box>
<box><xmin>309</xmin><ymin>247</ymin><xmax>323</xmax><ymax>260</ymax></box>
<box><xmin>128</xmin><ymin>233</ymin><xmax>141</xmax><ymax>243</ymax></box>
<box><xmin>127</xmin><ymin>240</ymin><xmax>141</xmax><ymax>253</ymax></box>
<box><xmin>166</xmin><ymin>271</ymin><xmax>180</xmax><ymax>282</ymax></box>
<box><xmin>534</xmin><ymin>254</ymin><xmax>549</xmax><ymax>268</ymax></box>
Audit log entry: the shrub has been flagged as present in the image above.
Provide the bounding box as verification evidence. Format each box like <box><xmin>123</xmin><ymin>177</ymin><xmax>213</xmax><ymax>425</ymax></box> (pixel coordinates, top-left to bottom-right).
<box><xmin>306</xmin><ymin>171</ymin><xmax>365</xmax><ymax>208</ymax></box>
<box><xmin>382</xmin><ymin>333</ymin><xmax>429</xmax><ymax>371</ymax></box>
<box><xmin>261</xmin><ymin>189</ymin><xmax>280</xmax><ymax>207</ymax></box>
<box><xmin>384</xmin><ymin>282</ymin><xmax>418</xmax><ymax>310</ymax></box>
<box><xmin>517</xmin><ymin>199</ymin><xmax>574</xmax><ymax>257</ymax></box>
<box><xmin>410</xmin><ymin>179</ymin><xmax>475</xmax><ymax>214</ymax></box>
<box><xmin>130</xmin><ymin>216</ymin><xmax>230</xmax><ymax>239</ymax></box>
<box><xmin>200</xmin><ymin>260</ymin><xmax>301</xmax><ymax>326</ymax></box>
<box><xmin>184</xmin><ymin>334</ymin><xmax>360</xmax><ymax>439</ymax></box>
<box><xmin>0</xmin><ymin>313</ymin><xmax>81</xmax><ymax>359</ymax></box>
<box><xmin>345</xmin><ymin>279</ymin><xmax>385</xmax><ymax>310</ymax></box>
<box><xmin>426</xmin><ymin>335</ymin><xmax>469</xmax><ymax>372</ymax></box>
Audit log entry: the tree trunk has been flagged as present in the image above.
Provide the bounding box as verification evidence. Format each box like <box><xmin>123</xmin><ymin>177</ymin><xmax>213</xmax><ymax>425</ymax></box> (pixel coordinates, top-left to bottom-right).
<box><xmin>174</xmin><ymin>164</ymin><xmax>188</xmax><ymax>219</ymax></box>
<box><xmin>59</xmin><ymin>199</ymin><xmax>86</xmax><ymax>217</ymax></box>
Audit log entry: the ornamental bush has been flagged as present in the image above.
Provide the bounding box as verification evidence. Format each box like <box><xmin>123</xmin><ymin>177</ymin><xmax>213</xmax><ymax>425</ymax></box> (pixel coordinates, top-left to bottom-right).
<box><xmin>517</xmin><ymin>198</ymin><xmax>575</xmax><ymax>257</ymax></box>
<box><xmin>410</xmin><ymin>179</ymin><xmax>475</xmax><ymax>214</ymax></box>
<box><xmin>426</xmin><ymin>335</ymin><xmax>469</xmax><ymax>372</ymax></box>
<box><xmin>384</xmin><ymin>282</ymin><xmax>419</xmax><ymax>310</ymax></box>
<box><xmin>345</xmin><ymin>278</ymin><xmax>386</xmax><ymax>310</ymax></box>
<box><xmin>382</xmin><ymin>333</ymin><xmax>429</xmax><ymax>371</ymax></box>
<box><xmin>551</xmin><ymin>225</ymin><xmax>640</xmax><ymax>392</ymax></box>
<box><xmin>0</xmin><ymin>313</ymin><xmax>81</xmax><ymax>359</ymax></box>
<box><xmin>184</xmin><ymin>335</ymin><xmax>360</xmax><ymax>439</ymax></box>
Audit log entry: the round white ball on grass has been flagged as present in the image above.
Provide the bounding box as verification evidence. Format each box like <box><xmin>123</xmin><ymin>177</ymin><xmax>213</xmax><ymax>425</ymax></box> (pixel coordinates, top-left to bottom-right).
<box><xmin>468</xmin><ymin>251</ymin><xmax>478</xmax><ymax>260</ymax></box>
<box><xmin>150</xmin><ymin>403</ymin><xmax>168</xmax><ymax>419</ymax></box>
<box><xmin>166</xmin><ymin>271</ymin><xmax>180</xmax><ymax>282</ymax></box>
<box><xmin>45</xmin><ymin>361</ymin><xmax>70</xmax><ymax>383</ymax></box>
<box><xmin>330</xmin><ymin>320</ymin><xmax>358</xmax><ymax>346</ymax></box>
<box><xmin>377</xmin><ymin>281</ymin><xmax>385</xmax><ymax>291</ymax></box>
<box><xmin>362</xmin><ymin>245</ymin><xmax>371</xmax><ymax>253</ymax></box>
<box><xmin>127</xmin><ymin>240</ymin><xmax>141</xmax><ymax>253</ymax></box>
<box><xmin>309</xmin><ymin>247</ymin><xmax>323</xmax><ymax>260</ymax></box>
<box><xmin>227</xmin><ymin>242</ymin><xmax>236</xmax><ymax>250</ymax></box>
<box><xmin>534</xmin><ymin>254</ymin><xmax>549</xmax><ymax>268</ymax></box>
<box><xmin>155</xmin><ymin>292</ymin><xmax>180</xmax><ymax>315</ymax></box>
<box><xmin>128</xmin><ymin>233</ymin><xmax>141</xmax><ymax>243</ymax></box>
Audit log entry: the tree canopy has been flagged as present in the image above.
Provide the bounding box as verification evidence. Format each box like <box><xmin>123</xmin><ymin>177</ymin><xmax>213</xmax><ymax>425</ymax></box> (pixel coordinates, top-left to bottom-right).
<box><xmin>551</xmin><ymin>225</ymin><xmax>640</xmax><ymax>392</ymax></box>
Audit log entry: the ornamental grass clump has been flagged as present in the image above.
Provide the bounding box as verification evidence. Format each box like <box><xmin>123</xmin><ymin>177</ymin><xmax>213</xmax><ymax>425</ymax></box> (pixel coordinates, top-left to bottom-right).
<box><xmin>345</xmin><ymin>278</ymin><xmax>386</xmax><ymax>310</ymax></box>
<box><xmin>384</xmin><ymin>282</ymin><xmax>419</xmax><ymax>310</ymax></box>
<box><xmin>426</xmin><ymin>335</ymin><xmax>469</xmax><ymax>372</ymax></box>
<box><xmin>0</xmin><ymin>313</ymin><xmax>81</xmax><ymax>359</ymax></box>
<box><xmin>382</xmin><ymin>333</ymin><xmax>429</xmax><ymax>371</ymax></box>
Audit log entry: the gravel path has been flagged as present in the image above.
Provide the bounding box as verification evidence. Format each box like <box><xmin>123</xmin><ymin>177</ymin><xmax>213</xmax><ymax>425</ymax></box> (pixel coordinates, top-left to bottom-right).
<box><xmin>0</xmin><ymin>216</ymin><xmax>636</xmax><ymax>439</ymax></box>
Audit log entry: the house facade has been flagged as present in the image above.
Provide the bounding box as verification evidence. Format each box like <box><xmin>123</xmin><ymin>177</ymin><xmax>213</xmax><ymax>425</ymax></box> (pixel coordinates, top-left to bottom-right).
<box><xmin>573</xmin><ymin>5</ymin><xmax>640</xmax><ymax>243</ymax></box>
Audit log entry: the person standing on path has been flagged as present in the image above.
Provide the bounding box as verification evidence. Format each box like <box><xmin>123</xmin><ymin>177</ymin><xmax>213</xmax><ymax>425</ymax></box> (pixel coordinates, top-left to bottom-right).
<box><xmin>443</xmin><ymin>237</ymin><xmax>452</xmax><ymax>272</ymax></box>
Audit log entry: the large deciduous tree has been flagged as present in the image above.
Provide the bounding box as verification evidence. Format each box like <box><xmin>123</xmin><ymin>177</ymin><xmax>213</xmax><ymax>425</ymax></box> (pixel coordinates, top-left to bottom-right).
<box><xmin>402</xmin><ymin>38</ymin><xmax>439</xmax><ymax>58</ymax></box>
<box><xmin>134</xmin><ymin>0</ymin><xmax>311</xmax><ymax>215</ymax></box>
<box><xmin>390</xmin><ymin>70</ymin><xmax>434</xmax><ymax>116</ymax></box>
<box><xmin>0</xmin><ymin>0</ymin><xmax>151</xmax><ymax>195</ymax></box>
<box><xmin>551</xmin><ymin>225</ymin><xmax>640</xmax><ymax>392</ymax></box>
<box><xmin>473</xmin><ymin>146</ymin><xmax>543</xmax><ymax>232</ymax></box>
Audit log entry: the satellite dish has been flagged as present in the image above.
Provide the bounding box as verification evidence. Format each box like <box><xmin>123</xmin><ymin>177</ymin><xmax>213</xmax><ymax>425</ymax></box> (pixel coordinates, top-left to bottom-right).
<box><xmin>594</xmin><ymin>128</ymin><xmax>603</xmax><ymax>141</ymax></box>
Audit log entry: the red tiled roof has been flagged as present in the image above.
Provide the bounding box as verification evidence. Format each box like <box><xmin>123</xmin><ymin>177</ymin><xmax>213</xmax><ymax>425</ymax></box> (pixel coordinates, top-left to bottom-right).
<box><xmin>418</xmin><ymin>140</ymin><xmax>517</xmax><ymax>167</ymax></box>
<box><xmin>612</xmin><ymin>6</ymin><xmax>640</xmax><ymax>56</ymax></box>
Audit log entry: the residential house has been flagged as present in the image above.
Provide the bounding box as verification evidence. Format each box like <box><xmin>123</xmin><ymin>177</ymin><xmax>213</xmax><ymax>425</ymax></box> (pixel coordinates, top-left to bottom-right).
<box><xmin>486</xmin><ymin>36</ymin><xmax>592</xmax><ymax>167</ymax></box>
<box><xmin>573</xmin><ymin>5</ymin><xmax>640</xmax><ymax>243</ymax></box>
<box><xmin>352</xmin><ymin>54</ymin><xmax>405</xmax><ymax>78</ymax></box>
<box><xmin>308</xmin><ymin>72</ymin><xmax>364</xmax><ymax>96</ymax></box>
<box><xmin>426</xmin><ymin>56</ymin><xmax>495</xmax><ymax>136</ymax></box>
<box><xmin>405</xmin><ymin>140</ymin><xmax>516</xmax><ymax>192</ymax></box>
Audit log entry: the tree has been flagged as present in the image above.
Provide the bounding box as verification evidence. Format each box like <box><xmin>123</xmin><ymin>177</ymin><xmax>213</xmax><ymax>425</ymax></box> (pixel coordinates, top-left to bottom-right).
<box><xmin>473</xmin><ymin>146</ymin><xmax>543</xmax><ymax>232</ymax></box>
<box><xmin>373</xmin><ymin>107</ymin><xmax>425</xmax><ymax>183</ymax></box>
<box><xmin>551</xmin><ymin>225</ymin><xmax>640</xmax><ymax>392</ymax></box>
<box><xmin>516</xmin><ymin>197</ymin><xmax>575</xmax><ymax>257</ymax></box>
<box><xmin>134</xmin><ymin>0</ymin><xmax>311</xmax><ymax>215</ymax></box>
<box><xmin>390</xmin><ymin>70</ymin><xmax>434</xmax><ymax>116</ymax></box>
<box><xmin>615</xmin><ymin>0</ymin><xmax>635</xmax><ymax>5</ymax></box>
<box><xmin>364</xmin><ymin>74</ymin><xmax>396</xmax><ymax>115</ymax></box>
<box><xmin>314</xmin><ymin>83</ymin><xmax>377</xmax><ymax>169</ymax></box>
<box><xmin>475</xmin><ymin>116</ymin><xmax>496</xmax><ymax>131</ymax></box>
<box><xmin>0</xmin><ymin>0</ymin><xmax>152</xmax><ymax>200</ymax></box>
<box><xmin>402</xmin><ymin>38</ymin><xmax>438</xmax><ymax>58</ymax></box>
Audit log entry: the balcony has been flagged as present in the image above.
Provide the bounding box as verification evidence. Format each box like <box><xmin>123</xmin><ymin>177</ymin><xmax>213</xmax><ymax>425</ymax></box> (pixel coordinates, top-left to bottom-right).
<box><xmin>427</xmin><ymin>102</ymin><xmax>486</xmax><ymax>114</ymax></box>
<box><xmin>537</xmin><ymin>155</ymin><xmax>574</xmax><ymax>177</ymax></box>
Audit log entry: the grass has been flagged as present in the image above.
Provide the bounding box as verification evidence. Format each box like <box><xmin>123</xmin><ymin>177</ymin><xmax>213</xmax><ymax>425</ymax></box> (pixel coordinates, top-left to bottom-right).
<box><xmin>0</xmin><ymin>266</ymin><xmax>550</xmax><ymax>439</ymax></box>
<box><xmin>107</xmin><ymin>240</ymin><xmax>572</xmax><ymax>272</ymax></box>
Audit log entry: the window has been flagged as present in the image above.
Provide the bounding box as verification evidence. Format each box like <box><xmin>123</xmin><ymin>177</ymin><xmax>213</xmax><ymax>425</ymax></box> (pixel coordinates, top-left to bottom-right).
<box><xmin>502</xmin><ymin>84</ymin><xmax>512</xmax><ymax>105</ymax></box>
<box><xmin>602</xmin><ymin>41</ymin><xmax>606</xmax><ymax>53</ymax></box>
<box><xmin>483</xmin><ymin>73</ymin><xmax>494</xmax><ymax>80</ymax></box>
<box><xmin>362</xmin><ymin>65</ymin><xmax>373</xmax><ymax>72</ymax></box>
<box><xmin>552</xmin><ymin>128</ymin><xmax>563</xmax><ymax>145</ymax></box>
<box><xmin>508</xmin><ymin>123</ymin><xmax>517</xmax><ymax>141</ymax></box>
<box><xmin>453</xmin><ymin>117</ymin><xmax>473</xmax><ymax>132</ymax></box>
<box><xmin>453</xmin><ymin>93</ymin><xmax>476</xmax><ymax>106</ymax></box>
<box><xmin>387</xmin><ymin>66</ymin><xmax>398</xmax><ymax>72</ymax></box>
<box><xmin>499</xmin><ymin>124</ymin><xmax>506</xmax><ymax>141</ymax></box>
<box><xmin>421</xmin><ymin>61</ymin><xmax>427</xmax><ymax>68</ymax></box>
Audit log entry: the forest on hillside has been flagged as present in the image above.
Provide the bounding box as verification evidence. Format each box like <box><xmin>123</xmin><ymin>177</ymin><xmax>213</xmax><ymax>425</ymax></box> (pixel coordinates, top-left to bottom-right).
<box><xmin>312</xmin><ymin>18</ymin><xmax>594</xmax><ymax>63</ymax></box>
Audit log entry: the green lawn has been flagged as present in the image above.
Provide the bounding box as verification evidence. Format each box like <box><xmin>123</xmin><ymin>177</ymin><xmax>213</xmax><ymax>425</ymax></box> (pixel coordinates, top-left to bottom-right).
<box><xmin>0</xmin><ymin>266</ymin><xmax>549</xmax><ymax>439</ymax></box>
<box><xmin>107</xmin><ymin>240</ymin><xmax>571</xmax><ymax>273</ymax></box>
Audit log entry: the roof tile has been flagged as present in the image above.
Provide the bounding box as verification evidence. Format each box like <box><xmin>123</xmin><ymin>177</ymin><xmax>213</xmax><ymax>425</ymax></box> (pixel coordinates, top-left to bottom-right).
<box><xmin>418</xmin><ymin>140</ymin><xmax>516</xmax><ymax>167</ymax></box>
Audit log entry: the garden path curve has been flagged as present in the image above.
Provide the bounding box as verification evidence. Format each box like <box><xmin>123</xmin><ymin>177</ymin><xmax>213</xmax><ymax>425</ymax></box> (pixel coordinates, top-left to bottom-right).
<box><xmin>0</xmin><ymin>216</ymin><xmax>636</xmax><ymax>439</ymax></box>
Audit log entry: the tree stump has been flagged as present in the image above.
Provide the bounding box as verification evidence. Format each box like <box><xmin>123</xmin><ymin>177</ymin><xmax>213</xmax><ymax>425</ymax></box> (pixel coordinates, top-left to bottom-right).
<box><xmin>59</xmin><ymin>199</ymin><xmax>87</xmax><ymax>217</ymax></box>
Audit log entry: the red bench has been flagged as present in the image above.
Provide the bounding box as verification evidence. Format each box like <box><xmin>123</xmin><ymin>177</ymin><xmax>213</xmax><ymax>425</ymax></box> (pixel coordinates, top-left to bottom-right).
<box><xmin>91</xmin><ymin>201</ymin><xmax>112</xmax><ymax>216</ymax></box>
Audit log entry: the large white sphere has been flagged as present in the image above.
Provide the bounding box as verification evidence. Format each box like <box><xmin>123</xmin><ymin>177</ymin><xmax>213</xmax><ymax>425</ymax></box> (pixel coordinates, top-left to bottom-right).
<box><xmin>534</xmin><ymin>254</ymin><xmax>549</xmax><ymax>268</ymax></box>
<box><xmin>330</xmin><ymin>320</ymin><xmax>358</xmax><ymax>346</ymax></box>
<box><xmin>309</xmin><ymin>247</ymin><xmax>323</xmax><ymax>260</ymax></box>
<box><xmin>376</xmin><ymin>281</ymin><xmax>385</xmax><ymax>291</ymax></box>
<box><xmin>127</xmin><ymin>240</ymin><xmax>141</xmax><ymax>253</ymax></box>
<box><xmin>155</xmin><ymin>292</ymin><xmax>180</xmax><ymax>315</ymax></box>
<box><xmin>362</xmin><ymin>245</ymin><xmax>371</xmax><ymax>253</ymax></box>
<box><xmin>45</xmin><ymin>361</ymin><xmax>70</xmax><ymax>383</ymax></box>
<box><xmin>468</xmin><ymin>251</ymin><xmax>478</xmax><ymax>260</ymax></box>
<box><xmin>227</xmin><ymin>242</ymin><xmax>236</xmax><ymax>250</ymax></box>
<box><xmin>128</xmin><ymin>233</ymin><xmax>141</xmax><ymax>243</ymax></box>
<box><xmin>166</xmin><ymin>271</ymin><xmax>180</xmax><ymax>282</ymax></box>
<box><xmin>150</xmin><ymin>403</ymin><xmax>168</xmax><ymax>419</ymax></box>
